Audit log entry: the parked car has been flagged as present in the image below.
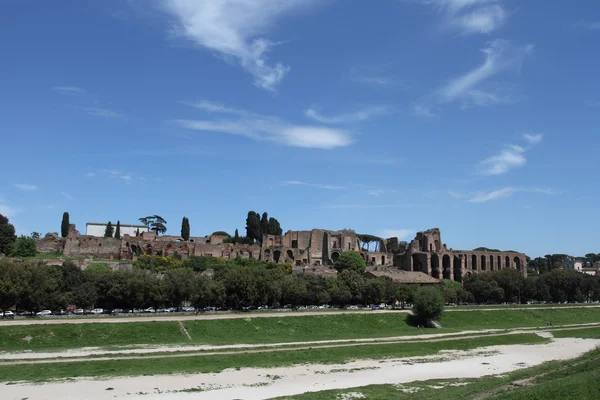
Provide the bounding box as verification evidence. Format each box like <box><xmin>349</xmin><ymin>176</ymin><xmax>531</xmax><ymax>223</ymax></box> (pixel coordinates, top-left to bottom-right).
<box><xmin>36</xmin><ymin>310</ymin><xmax>52</xmax><ymax>317</ymax></box>
<box><xmin>18</xmin><ymin>311</ymin><xmax>35</xmax><ymax>317</ymax></box>
<box><xmin>74</xmin><ymin>309</ymin><xmax>84</xmax><ymax>315</ymax></box>
<box><xmin>345</xmin><ymin>305</ymin><xmax>359</xmax><ymax>310</ymax></box>
<box><xmin>1</xmin><ymin>311</ymin><xmax>15</xmax><ymax>319</ymax></box>
<box><xmin>144</xmin><ymin>307</ymin><xmax>156</xmax><ymax>313</ymax></box>
<box><xmin>91</xmin><ymin>308</ymin><xmax>104</xmax><ymax>315</ymax></box>
<box><xmin>181</xmin><ymin>307</ymin><xmax>195</xmax><ymax>312</ymax></box>
<box><xmin>112</xmin><ymin>309</ymin><xmax>124</xmax><ymax>315</ymax></box>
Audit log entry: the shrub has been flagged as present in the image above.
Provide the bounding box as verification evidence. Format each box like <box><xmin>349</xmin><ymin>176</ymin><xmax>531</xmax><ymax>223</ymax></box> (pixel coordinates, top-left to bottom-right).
<box><xmin>334</xmin><ymin>251</ymin><xmax>366</xmax><ymax>274</ymax></box>
<box><xmin>412</xmin><ymin>286</ymin><xmax>445</xmax><ymax>324</ymax></box>
<box><xmin>8</xmin><ymin>235</ymin><xmax>37</xmax><ymax>257</ymax></box>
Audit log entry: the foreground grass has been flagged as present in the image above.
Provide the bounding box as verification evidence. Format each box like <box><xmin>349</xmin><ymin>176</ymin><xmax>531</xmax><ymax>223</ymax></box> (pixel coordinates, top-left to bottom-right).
<box><xmin>0</xmin><ymin>307</ymin><xmax>598</xmax><ymax>352</ymax></box>
<box><xmin>275</xmin><ymin>346</ymin><xmax>600</xmax><ymax>400</ymax></box>
<box><xmin>551</xmin><ymin>326</ymin><xmax>600</xmax><ymax>339</ymax></box>
<box><xmin>0</xmin><ymin>334</ymin><xmax>548</xmax><ymax>382</ymax></box>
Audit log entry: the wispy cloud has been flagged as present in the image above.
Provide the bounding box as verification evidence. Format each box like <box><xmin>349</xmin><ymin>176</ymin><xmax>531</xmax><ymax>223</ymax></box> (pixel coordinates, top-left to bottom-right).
<box><xmin>281</xmin><ymin>180</ymin><xmax>345</xmax><ymax>190</ymax></box>
<box><xmin>345</xmin><ymin>65</ymin><xmax>403</xmax><ymax>88</ymax></box>
<box><xmin>478</xmin><ymin>133</ymin><xmax>543</xmax><ymax>175</ymax></box>
<box><xmin>53</xmin><ymin>86</ymin><xmax>86</xmax><ymax>95</ymax></box>
<box><xmin>86</xmin><ymin>172</ymin><xmax>97</xmax><ymax>178</ymax></box>
<box><xmin>134</xmin><ymin>146</ymin><xmax>207</xmax><ymax>157</ymax></box>
<box><xmin>176</xmin><ymin>101</ymin><xmax>354</xmax><ymax>149</ymax></box>
<box><xmin>377</xmin><ymin>229</ymin><xmax>413</xmax><ymax>240</ymax></box>
<box><xmin>60</xmin><ymin>192</ymin><xmax>75</xmax><ymax>201</ymax></box>
<box><xmin>421</xmin><ymin>0</ymin><xmax>507</xmax><ymax>35</ymax></box>
<box><xmin>321</xmin><ymin>203</ymin><xmax>425</xmax><ymax>209</ymax></box>
<box><xmin>120</xmin><ymin>175</ymin><xmax>133</xmax><ymax>184</ymax></box>
<box><xmin>468</xmin><ymin>187</ymin><xmax>556</xmax><ymax>203</ymax></box>
<box><xmin>14</xmin><ymin>184</ymin><xmax>38</xmax><ymax>191</ymax></box>
<box><xmin>160</xmin><ymin>0</ymin><xmax>317</xmax><ymax>91</ymax></box>
<box><xmin>0</xmin><ymin>197</ymin><xmax>21</xmax><ymax>218</ymax></box>
<box><xmin>574</xmin><ymin>20</ymin><xmax>600</xmax><ymax>31</ymax></box>
<box><xmin>305</xmin><ymin>106</ymin><xmax>390</xmax><ymax>124</ymax></box>
<box><xmin>414</xmin><ymin>40</ymin><xmax>533</xmax><ymax>116</ymax></box>
<box><xmin>75</xmin><ymin>106</ymin><xmax>120</xmax><ymax>118</ymax></box>
<box><xmin>367</xmin><ymin>189</ymin><xmax>398</xmax><ymax>197</ymax></box>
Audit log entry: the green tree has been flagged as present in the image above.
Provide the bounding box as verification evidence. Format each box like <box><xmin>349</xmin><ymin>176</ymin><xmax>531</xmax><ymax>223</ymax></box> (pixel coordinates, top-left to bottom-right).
<box><xmin>8</xmin><ymin>235</ymin><xmax>37</xmax><ymax>257</ymax></box>
<box><xmin>0</xmin><ymin>214</ymin><xmax>16</xmax><ymax>255</ymax></box>
<box><xmin>412</xmin><ymin>286</ymin><xmax>445</xmax><ymax>324</ymax></box>
<box><xmin>61</xmin><ymin>212</ymin><xmax>70</xmax><ymax>238</ymax></box>
<box><xmin>0</xmin><ymin>261</ymin><xmax>30</xmax><ymax>315</ymax></box>
<box><xmin>396</xmin><ymin>285</ymin><xmax>413</xmax><ymax>308</ymax></box>
<box><xmin>245</xmin><ymin>211</ymin><xmax>261</xmax><ymax>243</ymax></box>
<box><xmin>104</xmin><ymin>221</ymin><xmax>114</xmax><ymax>238</ymax></box>
<box><xmin>114</xmin><ymin>221</ymin><xmax>121</xmax><ymax>239</ymax></box>
<box><xmin>164</xmin><ymin>268</ymin><xmax>196</xmax><ymax>307</ymax></box>
<box><xmin>139</xmin><ymin>215</ymin><xmax>167</xmax><ymax>235</ymax></box>
<box><xmin>212</xmin><ymin>231</ymin><xmax>231</xmax><ymax>237</ymax></box>
<box><xmin>233</xmin><ymin>229</ymin><xmax>240</xmax><ymax>244</ymax></box>
<box><xmin>268</xmin><ymin>217</ymin><xmax>283</xmax><ymax>235</ymax></box>
<box><xmin>260</xmin><ymin>212</ymin><xmax>269</xmax><ymax>242</ymax></box>
<box><xmin>181</xmin><ymin>217</ymin><xmax>190</xmax><ymax>241</ymax></box>
<box><xmin>334</xmin><ymin>251</ymin><xmax>366</xmax><ymax>274</ymax></box>
<box><xmin>31</xmin><ymin>232</ymin><xmax>40</xmax><ymax>239</ymax></box>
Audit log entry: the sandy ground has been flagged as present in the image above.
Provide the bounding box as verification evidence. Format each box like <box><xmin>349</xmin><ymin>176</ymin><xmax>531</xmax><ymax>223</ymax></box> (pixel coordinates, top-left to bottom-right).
<box><xmin>1</xmin><ymin>323</ymin><xmax>598</xmax><ymax>363</ymax></box>
<box><xmin>1</xmin><ymin>305</ymin><xmax>598</xmax><ymax>326</ymax></box>
<box><xmin>2</xmin><ymin>336</ymin><xmax>599</xmax><ymax>400</ymax></box>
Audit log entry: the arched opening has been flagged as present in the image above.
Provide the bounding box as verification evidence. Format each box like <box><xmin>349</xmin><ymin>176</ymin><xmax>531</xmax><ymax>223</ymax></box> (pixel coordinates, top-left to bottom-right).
<box><xmin>412</xmin><ymin>254</ymin><xmax>423</xmax><ymax>272</ymax></box>
<box><xmin>431</xmin><ymin>254</ymin><xmax>440</xmax><ymax>278</ymax></box>
<box><xmin>442</xmin><ymin>254</ymin><xmax>451</xmax><ymax>280</ymax></box>
<box><xmin>434</xmin><ymin>240</ymin><xmax>440</xmax><ymax>252</ymax></box>
<box><xmin>497</xmin><ymin>255</ymin><xmax>502</xmax><ymax>270</ymax></box>
<box><xmin>331</xmin><ymin>251</ymin><xmax>340</xmax><ymax>263</ymax></box>
<box><xmin>471</xmin><ymin>254</ymin><xmax>478</xmax><ymax>271</ymax></box>
<box><xmin>273</xmin><ymin>250</ymin><xmax>281</xmax><ymax>263</ymax></box>
<box><xmin>514</xmin><ymin>257</ymin><xmax>522</xmax><ymax>271</ymax></box>
<box><xmin>453</xmin><ymin>256</ymin><xmax>462</xmax><ymax>282</ymax></box>
<box><xmin>264</xmin><ymin>249</ymin><xmax>271</xmax><ymax>261</ymax></box>
<box><xmin>505</xmin><ymin>256</ymin><xmax>511</xmax><ymax>268</ymax></box>
<box><xmin>466</xmin><ymin>271</ymin><xmax>472</xmax><ymax>277</ymax></box>
<box><xmin>287</xmin><ymin>250</ymin><xmax>294</xmax><ymax>260</ymax></box>
<box><xmin>489</xmin><ymin>255</ymin><xmax>494</xmax><ymax>271</ymax></box>
<box><xmin>131</xmin><ymin>245</ymin><xmax>138</xmax><ymax>256</ymax></box>
<box><xmin>481</xmin><ymin>255</ymin><xmax>487</xmax><ymax>271</ymax></box>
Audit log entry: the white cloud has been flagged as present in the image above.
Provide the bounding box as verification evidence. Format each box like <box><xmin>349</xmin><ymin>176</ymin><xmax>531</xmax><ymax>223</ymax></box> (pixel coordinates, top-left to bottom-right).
<box><xmin>120</xmin><ymin>175</ymin><xmax>133</xmax><ymax>184</ymax></box>
<box><xmin>415</xmin><ymin>40</ymin><xmax>533</xmax><ymax>116</ymax></box>
<box><xmin>478</xmin><ymin>133</ymin><xmax>542</xmax><ymax>175</ymax></box>
<box><xmin>176</xmin><ymin>101</ymin><xmax>354</xmax><ymax>149</ymax></box>
<box><xmin>523</xmin><ymin>133</ymin><xmax>543</xmax><ymax>145</ymax></box>
<box><xmin>75</xmin><ymin>107</ymin><xmax>120</xmax><ymax>118</ymax></box>
<box><xmin>378</xmin><ymin>229</ymin><xmax>413</xmax><ymax>240</ymax></box>
<box><xmin>60</xmin><ymin>192</ymin><xmax>75</xmax><ymax>201</ymax></box>
<box><xmin>281</xmin><ymin>180</ymin><xmax>345</xmax><ymax>190</ymax></box>
<box><xmin>367</xmin><ymin>189</ymin><xmax>398</xmax><ymax>197</ymax></box>
<box><xmin>574</xmin><ymin>20</ymin><xmax>600</xmax><ymax>30</ymax></box>
<box><xmin>423</xmin><ymin>0</ymin><xmax>507</xmax><ymax>35</ymax></box>
<box><xmin>345</xmin><ymin>65</ymin><xmax>403</xmax><ymax>88</ymax></box>
<box><xmin>53</xmin><ymin>86</ymin><xmax>86</xmax><ymax>95</ymax></box>
<box><xmin>0</xmin><ymin>199</ymin><xmax>20</xmax><ymax>218</ymax></box>
<box><xmin>468</xmin><ymin>187</ymin><xmax>556</xmax><ymax>203</ymax></box>
<box><xmin>14</xmin><ymin>184</ymin><xmax>38</xmax><ymax>191</ymax></box>
<box><xmin>86</xmin><ymin>172</ymin><xmax>97</xmax><ymax>177</ymax></box>
<box><xmin>321</xmin><ymin>204</ymin><xmax>424</xmax><ymax>209</ymax></box>
<box><xmin>305</xmin><ymin>106</ymin><xmax>390</xmax><ymax>124</ymax></box>
<box><xmin>160</xmin><ymin>0</ymin><xmax>316</xmax><ymax>91</ymax></box>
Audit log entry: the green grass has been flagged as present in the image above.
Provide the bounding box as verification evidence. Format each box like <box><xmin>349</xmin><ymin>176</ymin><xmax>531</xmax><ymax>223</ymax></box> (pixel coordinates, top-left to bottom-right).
<box><xmin>275</xmin><ymin>347</ymin><xmax>600</xmax><ymax>400</ymax></box>
<box><xmin>0</xmin><ymin>333</ymin><xmax>548</xmax><ymax>382</ymax></box>
<box><xmin>551</xmin><ymin>326</ymin><xmax>600</xmax><ymax>339</ymax></box>
<box><xmin>1</xmin><ymin>307</ymin><xmax>598</xmax><ymax>352</ymax></box>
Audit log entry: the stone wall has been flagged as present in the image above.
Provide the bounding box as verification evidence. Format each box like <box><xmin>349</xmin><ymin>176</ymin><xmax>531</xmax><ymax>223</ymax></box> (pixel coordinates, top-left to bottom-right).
<box><xmin>36</xmin><ymin>232</ymin><xmax>64</xmax><ymax>254</ymax></box>
<box><xmin>63</xmin><ymin>236</ymin><xmax>122</xmax><ymax>260</ymax></box>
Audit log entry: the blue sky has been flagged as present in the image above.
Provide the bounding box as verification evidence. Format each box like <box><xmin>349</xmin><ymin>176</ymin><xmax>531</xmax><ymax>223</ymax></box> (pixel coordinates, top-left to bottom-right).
<box><xmin>1</xmin><ymin>0</ymin><xmax>599</xmax><ymax>258</ymax></box>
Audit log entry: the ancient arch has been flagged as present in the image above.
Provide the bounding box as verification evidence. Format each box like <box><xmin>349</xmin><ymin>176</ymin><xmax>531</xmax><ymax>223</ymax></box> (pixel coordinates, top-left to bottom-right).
<box><xmin>286</xmin><ymin>249</ymin><xmax>294</xmax><ymax>260</ymax></box>
<box><xmin>490</xmin><ymin>255</ymin><xmax>494</xmax><ymax>271</ymax></box>
<box><xmin>273</xmin><ymin>250</ymin><xmax>281</xmax><ymax>263</ymax></box>
<box><xmin>498</xmin><ymin>255</ymin><xmax>502</xmax><ymax>270</ymax></box>
<box><xmin>264</xmin><ymin>249</ymin><xmax>271</xmax><ymax>261</ymax></box>
<box><xmin>331</xmin><ymin>251</ymin><xmax>340</xmax><ymax>263</ymax></box>
<box><xmin>442</xmin><ymin>254</ymin><xmax>451</xmax><ymax>280</ymax></box>
<box><xmin>131</xmin><ymin>244</ymin><xmax>138</xmax><ymax>256</ymax></box>
<box><xmin>481</xmin><ymin>255</ymin><xmax>487</xmax><ymax>271</ymax></box>
<box><xmin>431</xmin><ymin>253</ymin><xmax>440</xmax><ymax>278</ymax></box>
<box><xmin>514</xmin><ymin>256</ymin><xmax>522</xmax><ymax>271</ymax></box>
<box><xmin>434</xmin><ymin>239</ymin><xmax>440</xmax><ymax>252</ymax></box>
<box><xmin>381</xmin><ymin>255</ymin><xmax>386</xmax><ymax>265</ymax></box>
<box><xmin>412</xmin><ymin>254</ymin><xmax>423</xmax><ymax>272</ymax></box>
<box><xmin>505</xmin><ymin>256</ymin><xmax>511</xmax><ymax>269</ymax></box>
<box><xmin>453</xmin><ymin>256</ymin><xmax>462</xmax><ymax>282</ymax></box>
<box><xmin>471</xmin><ymin>254</ymin><xmax>478</xmax><ymax>271</ymax></box>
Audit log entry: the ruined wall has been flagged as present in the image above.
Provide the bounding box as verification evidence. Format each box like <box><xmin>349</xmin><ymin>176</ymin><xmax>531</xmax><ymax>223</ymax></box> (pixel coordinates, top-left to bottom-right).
<box><xmin>36</xmin><ymin>232</ymin><xmax>64</xmax><ymax>254</ymax></box>
<box><xmin>63</xmin><ymin>236</ymin><xmax>122</xmax><ymax>260</ymax></box>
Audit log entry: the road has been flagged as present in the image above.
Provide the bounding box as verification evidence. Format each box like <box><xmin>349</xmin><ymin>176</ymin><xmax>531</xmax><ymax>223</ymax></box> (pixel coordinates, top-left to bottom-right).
<box><xmin>0</xmin><ymin>305</ymin><xmax>598</xmax><ymax>326</ymax></box>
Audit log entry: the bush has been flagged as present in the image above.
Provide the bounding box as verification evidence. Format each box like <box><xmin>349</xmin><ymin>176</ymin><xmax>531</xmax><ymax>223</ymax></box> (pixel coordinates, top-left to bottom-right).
<box><xmin>133</xmin><ymin>255</ymin><xmax>182</xmax><ymax>272</ymax></box>
<box><xmin>412</xmin><ymin>286</ymin><xmax>444</xmax><ymax>324</ymax></box>
<box><xmin>334</xmin><ymin>251</ymin><xmax>366</xmax><ymax>274</ymax></box>
<box><xmin>8</xmin><ymin>235</ymin><xmax>37</xmax><ymax>257</ymax></box>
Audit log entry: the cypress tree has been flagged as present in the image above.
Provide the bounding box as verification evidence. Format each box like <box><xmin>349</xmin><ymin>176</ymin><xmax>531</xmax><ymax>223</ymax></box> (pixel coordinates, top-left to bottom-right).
<box><xmin>104</xmin><ymin>221</ymin><xmax>114</xmax><ymax>238</ymax></box>
<box><xmin>234</xmin><ymin>228</ymin><xmax>240</xmax><ymax>244</ymax></box>
<box><xmin>268</xmin><ymin>217</ymin><xmax>283</xmax><ymax>235</ymax></box>
<box><xmin>260</xmin><ymin>212</ymin><xmax>269</xmax><ymax>242</ymax></box>
<box><xmin>136</xmin><ymin>228</ymin><xmax>140</xmax><ymax>237</ymax></box>
<box><xmin>61</xmin><ymin>212</ymin><xmax>70</xmax><ymax>238</ymax></box>
<box><xmin>181</xmin><ymin>217</ymin><xmax>190</xmax><ymax>241</ymax></box>
<box><xmin>245</xmin><ymin>211</ymin><xmax>261</xmax><ymax>243</ymax></box>
<box><xmin>114</xmin><ymin>221</ymin><xmax>121</xmax><ymax>239</ymax></box>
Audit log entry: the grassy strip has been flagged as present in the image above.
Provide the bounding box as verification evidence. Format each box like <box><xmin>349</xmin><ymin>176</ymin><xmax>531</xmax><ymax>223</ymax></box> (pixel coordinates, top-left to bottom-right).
<box><xmin>551</xmin><ymin>326</ymin><xmax>600</xmax><ymax>339</ymax></box>
<box><xmin>0</xmin><ymin>334</ymin><xmax>548</xmax><ymax>382</ymax></box>
<box><xmin>274</xmin><ymin>347</ymin><xmax>600</xmax><ymax>400</ymax></box>
<box><xmin>1</xmin><ymin>308</ymin><xmax>598</xmax><ymax>352</ymax></box>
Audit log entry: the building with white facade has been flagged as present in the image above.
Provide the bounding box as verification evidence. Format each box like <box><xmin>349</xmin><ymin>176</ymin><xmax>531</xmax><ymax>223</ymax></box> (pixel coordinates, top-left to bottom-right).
<box><xmin>86</xmin><ymin>222</ymin><xmax>148</xmax><ymax>237</ymax></box>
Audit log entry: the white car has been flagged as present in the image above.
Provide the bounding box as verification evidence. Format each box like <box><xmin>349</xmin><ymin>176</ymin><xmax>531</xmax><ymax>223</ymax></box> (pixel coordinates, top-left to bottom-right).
<box><xmin>74</xmin><ymin>309</ymin><xmax>84</xmax><ymax>315</ymax></box>
<box><xmin>91</xmin><ymin>308</ymin><xmax>104</xmax><ymax>315</ymax></box>
<box><xmin>36</xmin><ymin>310</ymin><xmax>52</xmax><ymax>317</ymax></box>
<box><xmin>1</xmin><ymin>311</ymin><xmax>15</xmax><ymax>318</ymax></box>
<box><xmin>144</xmin><ymin>307</ymin><xmax>156</xmax><ymax>313</ymax></box>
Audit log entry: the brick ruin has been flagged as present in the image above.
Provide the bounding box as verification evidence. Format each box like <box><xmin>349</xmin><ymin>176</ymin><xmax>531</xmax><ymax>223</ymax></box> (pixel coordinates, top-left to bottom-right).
<box><xmin>36</xmin><ymin>225</ymin><xmax>527</xmax><ymax>281</ymax></box>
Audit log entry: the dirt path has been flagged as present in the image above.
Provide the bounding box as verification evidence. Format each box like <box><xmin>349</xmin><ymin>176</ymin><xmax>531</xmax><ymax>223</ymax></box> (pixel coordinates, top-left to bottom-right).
<box><xmin>1</xmin><ymin>324</ymin><xmax>597</xmax><ymax>366</ymax></box>
<box><xmin>1</xmin><ymin>305</ymin><xmax>598</xmax><ymax>326</ymax></box>
<box><xmin>2</xmin><ymin>337</ymin><xmax>598</xmax><ymax>400</ymax></box>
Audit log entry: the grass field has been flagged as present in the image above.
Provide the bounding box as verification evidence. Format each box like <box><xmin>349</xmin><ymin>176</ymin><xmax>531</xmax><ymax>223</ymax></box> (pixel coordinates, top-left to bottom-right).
<box><xmin>1</xmin><ymin>307</ymin><xmax>599</xmax><ymax>352</ymax></box>
<box><xmin>275</xmin><ymin>346</ymin><xmax>600</xmax><ymax>400</ymax></box>
<box><xmin>0</xmin><ymin>333</ymin><xmax>549</xmax><ymax>382</ymax></box>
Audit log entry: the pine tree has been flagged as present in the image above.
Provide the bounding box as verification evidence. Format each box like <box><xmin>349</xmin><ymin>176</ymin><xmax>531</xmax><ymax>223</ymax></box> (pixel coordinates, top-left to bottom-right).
<box><xmin>104</xmin><ymin>221</ymin><xmax>114</xmax><ymax>238</ymax></box>
<box><xmin>234</xmin><ymin>228</ymin><xmax>240</xmax><ymax>244</ymax></box>
<box><xmin>61</xmin><ymin>212</ymin><xmax>70</xmax><ymax>238</ymax></box>
<box><xmin>114</xmin><ymin>221</ymin><xmax>121</xmax><ymax>239</ymax></box>
<box><xmin>181</xmin><ymin>217</ymin><xmax>190</xmax><ymax>241</ymax></box>
<box><xmin>260</xmin><ymin>212</ymin><xmax>269</xmax><ymax>242</ymax></box>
